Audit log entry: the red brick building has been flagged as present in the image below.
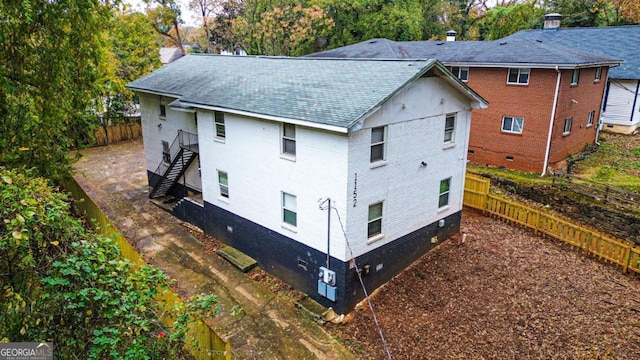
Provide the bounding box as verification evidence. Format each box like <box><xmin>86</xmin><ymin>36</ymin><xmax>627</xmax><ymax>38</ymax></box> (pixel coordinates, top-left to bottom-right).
<box><xmin>308</xmin><ymin>18</ymin><xmax>621</xmax><ymax>173</ymax></box>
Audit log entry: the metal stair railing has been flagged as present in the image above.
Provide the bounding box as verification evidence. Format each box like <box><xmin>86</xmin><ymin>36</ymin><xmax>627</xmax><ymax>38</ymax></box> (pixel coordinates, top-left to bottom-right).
<box><xmin>149</xmin><ymin>130</ymin><xmax>199</xmax><ymax>199</ymax></box>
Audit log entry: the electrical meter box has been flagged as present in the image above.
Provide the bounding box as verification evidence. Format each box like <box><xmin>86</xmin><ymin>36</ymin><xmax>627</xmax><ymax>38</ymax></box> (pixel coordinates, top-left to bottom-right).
<box><xmin>318</xmin><ymin>266</ymin><xmax>337</xmax><ymax>301</ymax></box>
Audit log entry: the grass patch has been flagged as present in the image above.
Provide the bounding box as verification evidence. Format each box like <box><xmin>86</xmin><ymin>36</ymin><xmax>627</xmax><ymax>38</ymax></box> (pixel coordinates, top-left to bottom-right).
<box><xmin>570</xmin><ymin>132</ymin><xmax>640</xmax><ymax>192</ymax></box>
<box><xmin>467</xmin><ymin>164</ymin><xmax>553</xmax><ymax>186</ymax></box>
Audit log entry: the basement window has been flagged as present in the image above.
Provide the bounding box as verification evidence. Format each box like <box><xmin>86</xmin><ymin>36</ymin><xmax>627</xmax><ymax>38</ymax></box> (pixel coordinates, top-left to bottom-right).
<box><xmin>506</xmin><ymin>156</ymin><xmax>514</xmax><ymax>161</ymax></box>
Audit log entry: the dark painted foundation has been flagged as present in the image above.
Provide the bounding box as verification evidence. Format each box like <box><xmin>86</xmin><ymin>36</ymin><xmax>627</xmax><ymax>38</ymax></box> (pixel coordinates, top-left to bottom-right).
<box><xmin>169</xmin><ymin>188</ymin><xmax>461</xmax><ymax>314</ymax></box>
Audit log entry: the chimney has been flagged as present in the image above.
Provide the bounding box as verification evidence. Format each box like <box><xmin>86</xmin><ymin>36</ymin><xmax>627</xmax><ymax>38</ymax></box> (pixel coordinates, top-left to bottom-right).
<box><xmin>446</xmin><ymin>30</ymin><xmax>457</xmax><ymax>42</ymax></box>
<box><xmin>543</xmin><ymin>13</ymin><xmax>562</xmax><ymax>31</ymax></box>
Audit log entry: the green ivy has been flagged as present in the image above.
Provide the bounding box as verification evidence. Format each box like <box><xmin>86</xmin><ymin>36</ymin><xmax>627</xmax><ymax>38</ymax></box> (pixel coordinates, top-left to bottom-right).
<box><xmin>1</xmin><ymin>168</ymin><xmax>220</xmax><ymax>358</ymax></box>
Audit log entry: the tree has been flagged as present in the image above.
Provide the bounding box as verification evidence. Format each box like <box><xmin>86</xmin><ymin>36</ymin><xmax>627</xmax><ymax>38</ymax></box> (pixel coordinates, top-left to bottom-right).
<box><xmin>100</xmin><ymin>11</ymin><xmax>161</xmax><ymax>130</ymax></box>
<box><xmin>233</xmin><ymin>0</ymin><xmax>334</xmax><ymax>56</ymax></box>
<box><xmin>620</xmin><ymin>0</ymin><xmax>640</xmax><ymax>23</ymax></box>
<box><xmin>0</xmin><ymin>0</ymin><xmax>112</xmax><ymax>180</ymax></box>
<box><xmin>145</xmin><ymin>0</ymin><xmax>186</xmax><ymax>54</ymax></box>
<box><xmin>475</xmin><ymin>1</ymin><xmax>545</xmax><ymax>40</ymax></box>
<box><xmin>0</xmin><ymin>168</ymin><xmax>220</xmax><ymax>358</ymax></box>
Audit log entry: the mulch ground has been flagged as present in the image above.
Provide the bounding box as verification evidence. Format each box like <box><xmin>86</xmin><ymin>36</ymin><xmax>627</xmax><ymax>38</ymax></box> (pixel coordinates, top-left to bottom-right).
<box><xmin>327</xmin><ymin>209</ymin><xmax>640</xmax><ymax>359</ymax></box>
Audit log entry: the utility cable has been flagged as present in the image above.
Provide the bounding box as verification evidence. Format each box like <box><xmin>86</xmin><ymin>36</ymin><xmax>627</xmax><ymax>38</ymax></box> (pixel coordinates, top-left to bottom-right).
<box><xmin>330</xmin><ymin>202</ymin><xmax>393</xmax><ymax>360</ymax></box>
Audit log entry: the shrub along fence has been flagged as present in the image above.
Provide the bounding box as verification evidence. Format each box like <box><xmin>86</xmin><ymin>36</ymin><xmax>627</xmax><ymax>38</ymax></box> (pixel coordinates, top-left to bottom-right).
<box><xmin>64</xmin><ymin>177</ymin><xmax>231</xmax><ymax>360</ymax></box>
<box><xmin>464</xmin><ymin>173</ymin><xmax>640</xmax><ymax>275</ymax></box>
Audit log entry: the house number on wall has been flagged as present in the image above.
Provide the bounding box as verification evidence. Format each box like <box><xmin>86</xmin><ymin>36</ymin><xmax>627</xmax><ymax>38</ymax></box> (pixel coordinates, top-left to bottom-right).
<box><xmin>353</xmin><ymin>173</ymin><xmax>358</xmax><ymax>207</ymax></box>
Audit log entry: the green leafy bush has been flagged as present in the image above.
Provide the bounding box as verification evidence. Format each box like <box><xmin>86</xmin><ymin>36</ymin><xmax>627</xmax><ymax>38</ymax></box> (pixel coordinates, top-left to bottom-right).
<box><xmin>0</xmin><ymin>168</ymin><xmax>219</xmax><ymax>359</ymax></box>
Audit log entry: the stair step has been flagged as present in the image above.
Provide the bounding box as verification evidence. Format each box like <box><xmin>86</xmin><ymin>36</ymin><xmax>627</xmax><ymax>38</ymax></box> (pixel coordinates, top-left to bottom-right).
<box><xmin>217</xmin><ymin>246</ymin><xmax>258</xmax><ymax>273</ymax></box>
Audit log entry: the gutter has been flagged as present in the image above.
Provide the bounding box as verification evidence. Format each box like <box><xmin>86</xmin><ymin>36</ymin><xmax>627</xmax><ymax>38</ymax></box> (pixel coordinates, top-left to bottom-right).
<box><xmin>542</xmin><ymin>66</ymin><xmax>562</xmax><ymax>176</ymax></box>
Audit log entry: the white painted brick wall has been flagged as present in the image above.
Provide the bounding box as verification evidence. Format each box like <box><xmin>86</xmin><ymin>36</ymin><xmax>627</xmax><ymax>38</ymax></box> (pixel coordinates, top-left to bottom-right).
<box><xmin>139</xmin><ymin>94</ymin><xmax>201</xmax><ymax>190</ymax></box>
<box><xmin>344</xmin><ymin>77</ymin><xmax>472</xmax><ymax>258</ymax></box>
<box><xmin>197</xmin><ymin>111</ymin><xmax>350</xmax><ymax>257</ymax></box>
<box><xmin>138</xmin><ymin>74</ymin><xmax>475</xmax><ymax>262</ymax></box>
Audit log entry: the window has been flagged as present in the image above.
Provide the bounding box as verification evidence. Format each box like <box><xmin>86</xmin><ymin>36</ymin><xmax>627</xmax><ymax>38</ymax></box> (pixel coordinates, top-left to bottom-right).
<box><xmin>161</xmin><ymin>140</ymin><xmax>171</xmax><ymax>163</ymax></box>
<box><xmin>571</xmin><ymin>69</ymin><xmax>580</xmax><ymax>85</ymax></box>
<box><xmin>444</xmin><ymin>113</ymin><xmax>456</xmax><ymax>144</ymax></box>
<box><xmin>367</xmin><ymin>202</ymin><xmax>383</xmax><ymax>239</ymax></box>
<box><xmin>587</xmin><ymin>110</ymin><xmax>595</xmax><ymax>127</ymax></box>
<box><xmin>563</xmin><ymin>117</ymin><xmax>573</xmax><ymax>135</ymax></box>
<box><xmin>439</xmin><ymin>178</ymin><xmax>451</xmax><ymax>209</ymax></box>
<box><xmin>452</xmin><ymin>67</ymin><xmax>469</xmax><ymax>82</ymax></box>
<box><xmin>282</xmin><ymin>123</ymin><xmax>296</xmax><ymax>156</ymax></box>
<box><xmin>501</xmin><ymin>116</ymin><xmax>524</xmax><ymax>134</ymax></box>
<box><xmin>214</xmin><ymin>111</ymin><xmax>225</xmax><ymax>139</ymax></box>
<box><xmin>370</xmin><ymin>126</ymin><xmax>386</xmax><ymax>163</ymax></box>
<box><xmin>282</xmin><ymin>192</ymin><xmax>297</xmax><ymax>227</ymax></box>
<box><xmin>594</xmin><ymin>67</ymin><xmax>602</xmax><ymax>82</ymax></box>
<box><xmin>507</xmin><ymin>68</ymin><xmax>530</xmax><ymax>84</ymax></box>
<box><xmin>218</xmin><ymin>171</ymin><xmax>229</xmax><ymax>199</ymax></box>
<box><xmin>159</xmin><ymin>98</ymin><xmax>166</xmax><ymax>117</ymax></box>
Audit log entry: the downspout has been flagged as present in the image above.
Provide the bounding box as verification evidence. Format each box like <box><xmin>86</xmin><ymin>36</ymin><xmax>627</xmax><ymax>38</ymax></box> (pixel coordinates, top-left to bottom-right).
<box><xmin>630</xmin><ymin>80</ymin><xmax>640</xmax><ymax>124</ymax></box>
<box><xmin>542</xmin><ymin>66</ymin><xmax>562</xmax><ymax>176</ymax></box>
<box><xmin>595</xmin><ymin>76</ymin><xmax>610</xmax><ymax>146</ymax></box>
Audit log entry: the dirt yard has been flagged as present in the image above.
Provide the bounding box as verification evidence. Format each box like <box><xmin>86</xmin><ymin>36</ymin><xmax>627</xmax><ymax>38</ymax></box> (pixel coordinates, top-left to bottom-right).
<box><xmin>327</xmin><ymin>210</ymin><xmax>640</xmax><ymax>359</ymax></box>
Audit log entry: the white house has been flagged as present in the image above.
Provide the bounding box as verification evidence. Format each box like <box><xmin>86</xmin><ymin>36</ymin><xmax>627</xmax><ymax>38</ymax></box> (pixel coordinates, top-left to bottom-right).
<box><xmin>127</xmin><ymin>54</ymin><xmax>487</xmax><ymax>313</ymax></box>
<box><xmin>505</xmin><ymin>24</ymin><xmax>640</xmax><ymax>134</ymax></box>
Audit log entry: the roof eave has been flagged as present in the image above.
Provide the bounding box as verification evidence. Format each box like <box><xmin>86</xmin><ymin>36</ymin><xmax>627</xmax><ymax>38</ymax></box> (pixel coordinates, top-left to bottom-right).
<box><xmin>177</xmin><ymin>101</ymin><xmax>349</xmax><ymax>134</ymax></box>
<box><xmin>441</xmin><ymin>61</ymin><xmax>622</xmax><ymax>69</ymax></box>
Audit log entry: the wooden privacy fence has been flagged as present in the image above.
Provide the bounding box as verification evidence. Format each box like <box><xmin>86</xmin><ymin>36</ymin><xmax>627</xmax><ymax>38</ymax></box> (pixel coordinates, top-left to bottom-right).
<box><xmin>93</xmin><ymin>122</ymin><xmax>142</xmax><ymax>146</ymax></box>
<box><xmin>64</xmin><ymin>178</ymin><xmax>231</xmax><ymax>360</ymax></box>
<box><xmin>464</xmin><ymin>173</ymin><xmax>640</xmax><ymax>275</ymax></box>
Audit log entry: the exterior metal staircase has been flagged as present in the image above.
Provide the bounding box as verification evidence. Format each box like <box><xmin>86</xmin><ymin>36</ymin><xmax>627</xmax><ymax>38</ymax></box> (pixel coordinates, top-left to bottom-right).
<box><xmin>149</xmin><ymin>130</ymin><xmax>199</xmax><ymax>199</ymax></box>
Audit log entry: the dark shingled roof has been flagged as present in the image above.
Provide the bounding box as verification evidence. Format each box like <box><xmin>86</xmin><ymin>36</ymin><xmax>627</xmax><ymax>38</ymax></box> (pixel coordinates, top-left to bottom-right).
<box><xmin>504</xmin><ymin>26</ymin><xmax>640</xmax><ymax>80</ymax></box>
<box><xmin>127</xmin><ymin>55</ymin><xmax>486</xmax><ymax>130</ymax></box>
<box><xmin>308</xmin><ymin>37</ymin><xmax>620</xmax><ymax>68</ymax></box>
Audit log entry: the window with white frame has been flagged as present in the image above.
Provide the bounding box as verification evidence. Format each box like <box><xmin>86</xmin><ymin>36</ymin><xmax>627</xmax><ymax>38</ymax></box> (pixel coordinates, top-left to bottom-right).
<box><xmin>594</xmin><ymin>67</ymin><xmax>602</xmax><ymax>82</ymax></box>
<box><xmin>367</xmin><ymin>202</ymin><xmax>383</xmax><ymax>239</ymax></box>
<box><xmin>282</xmin><ymin>123</ymin><xmax>296</xmax><ymax>156</ymax></box>
<box><xmin>218</xmin><ymin>171</ymin><xmax>229</xmax><ymax>199</ymax></box>
<box><xmin>507</xmin><ymin>68</ymin><xmax>530</xmax><ymax>84</ymax></box>
<box><xmin>159</xmin><ymin>98</ymin><xmax>166</xmax><ymax>118</ymax></box>
<box><xmin>444</xmin><ymin>113</ymin><xmax>456</xmax><ymax>145</ymax></box>
<box><xmin>439</xmin><ymin>178</ymin><xmax>451</xmax><ymax>209</ymax></box>
<box><xmin>563</xmin><ymin>117</ymin><xmax>573</xmax><ymax>135</ymax></box>
<box><xmin>214</xmin><ymin>111</ymin><xmax>225</xmax><ymax>139</ymax></box>
<box><xmin>501</xmin><ymin>116</ymin><xmax>524</xmax><ymax>134</ymax></box>
<box><xmin>571</xmin><ymin>69</ymin><xmax>580</xmax><ymax>85</ymax></box>
<box><xmin>282</xmin><ymin>192</ymin><xmax>297</xmax><ymax>227</ymax></box>
<box><xmin>587</xmin><ymin>110</ymin><xmax>595</xmax><ymax>127</ymax></box>
<box><xmin>370</xmin><ymin>126</ymin><xmax>386</xmax><ymax>163</ymax></box>
<box><xmin>161</xmin><ymin>140</ymin><xmax>170</xmax><ymax>164</ymax></box>
<box><xmin>452</xmin><ymin>67</ymin><xmax>469</xmax><ymax>82</ymax></box>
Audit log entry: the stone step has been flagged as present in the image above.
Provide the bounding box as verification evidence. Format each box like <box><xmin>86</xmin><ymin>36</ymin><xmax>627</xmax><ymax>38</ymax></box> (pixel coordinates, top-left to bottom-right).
<box><xmin>217</xmin><ymin>246</ymin><xmax>258</xmax><ymax>273</ymax></box>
